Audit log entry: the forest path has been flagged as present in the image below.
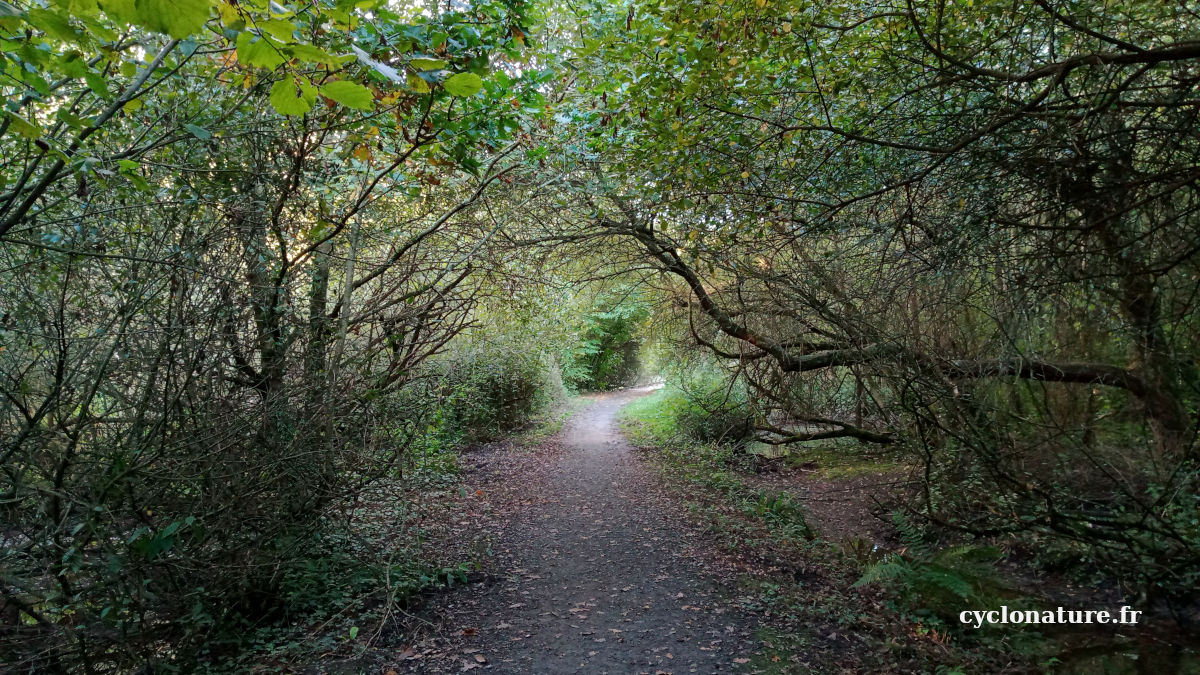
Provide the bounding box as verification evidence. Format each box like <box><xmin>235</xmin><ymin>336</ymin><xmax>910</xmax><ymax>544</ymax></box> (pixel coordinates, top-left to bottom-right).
<box><xmin>397</xmin><ymin>388</ymin><xmax>760</xmax><ymax>674</ymax></box>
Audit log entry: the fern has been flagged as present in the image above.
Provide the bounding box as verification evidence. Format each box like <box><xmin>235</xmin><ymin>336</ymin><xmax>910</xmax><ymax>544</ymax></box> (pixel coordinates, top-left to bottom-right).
<box><xmin>892</xmin><ymin>511</ymin><xmax>930</xmax><ymax>558</ymax></box>
<box><xmin>914</xmin><ymin>564</ymin><xmax>975</xmax><ymax>599</ymax></box>
<box><xmin>855</xmin><ymin>543</ymin><xmax>1016</xmax><ymax>622</ymax></box>
<box><xmin>933</xmin><ymin>544</ymin><xmax>1001</xmax><ymax>566</ymax></box>
<box><xmin>853</xmin><ymin>560</ymin><xmax>909</xmax><ymax>588</ymax></box>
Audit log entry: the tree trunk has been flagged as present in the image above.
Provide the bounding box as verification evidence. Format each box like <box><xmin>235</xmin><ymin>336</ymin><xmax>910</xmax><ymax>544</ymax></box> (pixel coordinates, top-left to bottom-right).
<box><xmin>304</xmin><ymin>241</ymin><xmax>332</xmax><ymax>418</ymax></box>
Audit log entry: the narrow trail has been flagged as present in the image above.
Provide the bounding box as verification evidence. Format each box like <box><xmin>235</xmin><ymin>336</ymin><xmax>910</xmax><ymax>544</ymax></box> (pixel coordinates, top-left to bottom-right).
<box><xmin>401</xmin><ymin>388</ymin><xmax>760</xmax><ymax>673</ymax></box>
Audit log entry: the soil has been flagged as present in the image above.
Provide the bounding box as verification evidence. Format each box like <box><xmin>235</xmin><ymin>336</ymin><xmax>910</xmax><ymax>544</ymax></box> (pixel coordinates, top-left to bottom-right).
<box><xmin>747</xmin><ymin>470</ymin><xmax>906</xmax><ymax>547</ymax></box>
<box><xmin>393</xmin><ymin>388</ymin><xmax>764</xmax><ymax>674</ymax></box>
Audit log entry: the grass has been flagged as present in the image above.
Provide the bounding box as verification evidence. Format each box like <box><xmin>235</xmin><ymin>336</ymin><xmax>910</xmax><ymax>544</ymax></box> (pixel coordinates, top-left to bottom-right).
<box><xmin>624</xmin><ymin>388</ymin><xmax>908</xmax><ymax>479</ymax></box>
<box><xmin>619</xmin><ymin>387</ymin><xmax>679</xmax><ymax>446</ymax></box>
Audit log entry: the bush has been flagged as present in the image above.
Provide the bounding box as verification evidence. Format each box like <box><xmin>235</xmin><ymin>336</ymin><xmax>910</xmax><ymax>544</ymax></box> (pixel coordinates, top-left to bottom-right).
<box><xmin>666</xmin><ymin>369</ymin><xmax>755</xmax><ymax>446</ymax></box>
<box><xmin>423</xmin><ymin>337</ymin><xmax>566</xmax><ymax>447</ymax></box>
<box><xmin>620</xmin><ymin>362</ymin><xmax>756</xmax><ymax>447</ymax></box>
<box><xmin>561</xmin><ymin>292</ymin><xmax>649</xmax><ymax>391</ymax></box>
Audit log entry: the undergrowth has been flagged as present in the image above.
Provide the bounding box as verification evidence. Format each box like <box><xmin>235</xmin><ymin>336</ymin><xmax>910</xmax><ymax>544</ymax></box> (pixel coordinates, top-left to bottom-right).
<box><xmin>190</xmin><ymin>357</ymin><xmax>583</xmax><ymax>671</ymax></box>
<box><xmin>619</xmin><ymin>387</ymin><xmax>1039</xmax><ymax>673</ymax></box>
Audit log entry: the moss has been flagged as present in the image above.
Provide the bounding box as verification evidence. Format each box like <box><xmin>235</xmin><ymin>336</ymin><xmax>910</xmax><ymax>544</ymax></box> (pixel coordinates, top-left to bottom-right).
<box><xmin>769</xmin><ymin>442</ymin><xmax>910</xmax><ymax>479</ymax></box>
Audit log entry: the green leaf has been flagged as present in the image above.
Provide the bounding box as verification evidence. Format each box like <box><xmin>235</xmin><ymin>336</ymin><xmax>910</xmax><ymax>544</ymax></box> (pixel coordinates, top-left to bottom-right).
<box><xmin>257</xmin><ymin>18</ymin><xmax>294</xmax><ymax>41</ymax></box>
<box><xmin>183</xmin><ymin>123</ymin><xmax>211</xmax><ymax>140</ymax></box>
<box><xmin>236</xmin><ymin>31</ymin><xmax>285</xmax><ymax>69</ymax></box>
<box><xmin>443</xmin><ymin>72</ymin><xmax>482</xmax><ymax>97</ymax></box>
<box><xmin>98</xmin><ymin>0</ymin><xmax>134</xmax><ymax>23</ymax></box>
<box><xmin>51</xmin><ymin>0</ymin><xmax>99</xmax><ymax>13</ymax></box>
<box><xmin>216</xmin><ymin>0</ymin><xmax>242</xmax><ymax>28</ymax></box>
<box><xmin>83</xmin><ymin>71</ymin><xmax>112</xmax><ymax>98</ymax></box>
<box><xmin>269</xmin><ymin>76</ymin><xmax>316</xmax><ymax>116</ymax></box>
<box><xmin>285</xmin><ymin>43</ymin><xmax>337</xmax><ymax>65</ymax></box>
<box><xmin>55</xmin><ymin>109</ymin><xmax>86</xmax><ymax>130</ymax></box>
<box><xmin>117</xmin><ymin>159</ymin><xmax>151</xmax><ymax>191</ymax></box>
<box><xmin>26</xmin><ymin>8</ymin><xmax>87</xmax><ymax>44</ymax></box>
<box><xmin>60</xmin><ymin>54</ymin><xmax>90</xmax><ymax>78</ymax></box>
<box><xmin>410</xmin><ymin>57</ymin><xmax>446</xmax><ymax>71</ymax></box>
<box><xmin>78</xmin><ymin>14</ymin><xmax>119</xmax><ymax>41</ymax></box>
<box><xmin>128</xmin><ymin>173</ymin><xmax>151</xmax><ymax>191</ymax></box>
<box><xmin>320</xmin><ymin>81</ymin><xmax>375</xmax><ymax>111</ymax></box>
<box><xmin>133</xmin><ymin>0</ymin><xmax>212</xmax><ymax>39</ymax></box>
<box><xmin>6</xmin><ymin>112</ymin><xmax>43</xmax><ymax>140</ymax></box>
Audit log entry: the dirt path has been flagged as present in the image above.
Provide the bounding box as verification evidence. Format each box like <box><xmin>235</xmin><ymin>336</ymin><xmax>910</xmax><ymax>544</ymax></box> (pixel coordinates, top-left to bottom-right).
<box><xmin>398</xmin><ymin>388</ymin><xmax>760</xmax><ymax>673</ymax></box>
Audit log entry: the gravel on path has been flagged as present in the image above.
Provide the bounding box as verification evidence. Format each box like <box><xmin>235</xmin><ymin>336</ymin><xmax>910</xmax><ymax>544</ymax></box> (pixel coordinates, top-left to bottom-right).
<box><xmin>396</xmin><ymin>388</ymin><xmax>762</xmax><ymax>674</ymax></box>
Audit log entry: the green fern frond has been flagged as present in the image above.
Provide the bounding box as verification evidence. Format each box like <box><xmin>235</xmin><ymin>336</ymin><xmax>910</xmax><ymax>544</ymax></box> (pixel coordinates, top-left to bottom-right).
<box><xmin>914</xmin><ymin>564</ymin><xmax>976</xmax><ymax>599</ymax></box>
<box><xmin>853</xmin><ymin>559</ymin><xmax>910</xmax><ymax>588</ymax></box>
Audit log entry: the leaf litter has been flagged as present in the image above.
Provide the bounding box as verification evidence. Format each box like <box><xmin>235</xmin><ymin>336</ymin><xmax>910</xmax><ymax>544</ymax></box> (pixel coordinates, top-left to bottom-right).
<box><xmin>386</xmin><ymin>390</ymin><xmax>768</xmax><ymax>673</ymax></box>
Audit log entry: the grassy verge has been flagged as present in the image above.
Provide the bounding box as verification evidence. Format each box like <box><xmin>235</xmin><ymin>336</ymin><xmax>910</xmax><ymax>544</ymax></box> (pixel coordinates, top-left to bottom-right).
<box><xmin>619</xmin><ymin>388</ymin><xmax>1033</xmax><ymax>674</ymax></box>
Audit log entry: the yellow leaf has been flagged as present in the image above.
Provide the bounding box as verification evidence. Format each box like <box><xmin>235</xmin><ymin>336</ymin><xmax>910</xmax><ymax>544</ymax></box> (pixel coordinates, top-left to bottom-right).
<box><xmin>406</xmin><ymin>73</ymin><xmax>430</xmax><ymax>93</ymax></box>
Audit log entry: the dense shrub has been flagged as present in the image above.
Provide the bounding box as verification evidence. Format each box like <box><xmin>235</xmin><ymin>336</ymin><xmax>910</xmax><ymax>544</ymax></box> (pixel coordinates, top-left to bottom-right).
<box><xmin>561</xmin><ymin>293</ymin><xmax>649</xmax><ymax>391</ymax></box>
<box><xmin>424</xmin><ymin>337</ymin><xmax>566</xmax><ymax>446</ymax></box>
<box><xmin>629</xmin><ymin>367</ymin><xmax>755</xmax><ymax>447</ymax></box>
